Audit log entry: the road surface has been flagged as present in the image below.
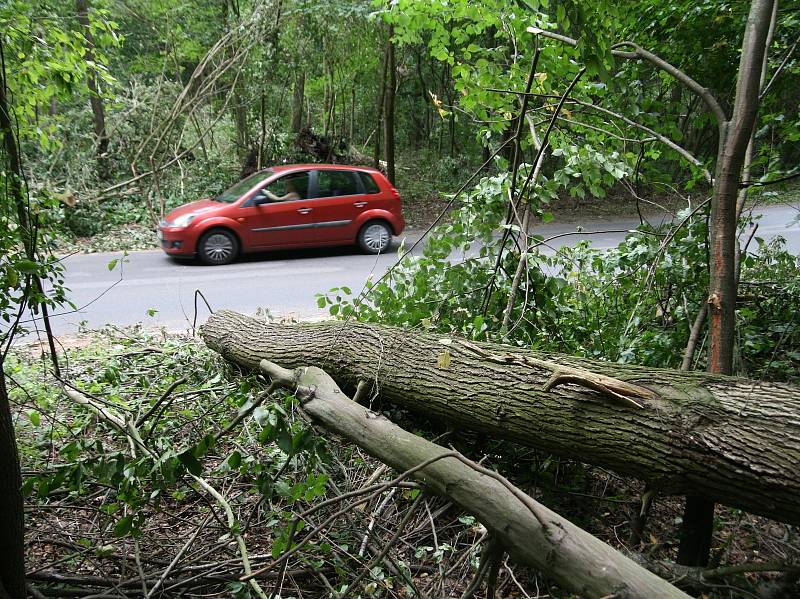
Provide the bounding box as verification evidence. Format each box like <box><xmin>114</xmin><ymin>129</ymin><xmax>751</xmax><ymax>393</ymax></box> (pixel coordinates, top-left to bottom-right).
<box><xmin>30</xmin><ymin>205</ymin><xmax>800</xmax><ymax>338</ymax></box>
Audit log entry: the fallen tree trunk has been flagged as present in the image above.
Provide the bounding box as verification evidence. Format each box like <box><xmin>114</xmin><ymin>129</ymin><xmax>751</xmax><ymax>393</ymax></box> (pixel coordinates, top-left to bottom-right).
<box><xmin>254</xmin><ymin>359</ymin><xmax>691</xmax><ymax>599</ymax></box>
<box><xmin>201</xmin><ymin>310</ymin><xmax>800</xmax><ymax>525</ymax></box>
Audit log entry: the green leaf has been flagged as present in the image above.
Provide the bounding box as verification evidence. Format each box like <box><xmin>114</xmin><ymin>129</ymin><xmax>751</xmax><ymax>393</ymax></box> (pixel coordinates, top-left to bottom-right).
<box><xmin>178</xmin><ymin>450</ymin><xmax>202</xmax><ymax>475</ymax></box>
<box><xmin>107</xmin><ymin>258</ymin><xmax>118</xmax><ymax>271</ymax></box>
<box><xmin>228</xmin><ymin>451</ymin><xmax>242</xmax><ymax>469</ymax></box>
<box><xmin>114</xmin><ymin>516</ymin><xmax>133</xmax><ymax>538</ymax></box>
<box><xmin>16</xmin><ymin>259</ymin><xmax>38</xmax><ymax>274</ymax></box>
<box><xmin>6</xmin><ymin>269</ymin><xmax>19</xmax><ymax>289</ymax></box>
<box><xmin>258</xmin><ymin>424</ymin><xmax>276</xmax><ymax>444</ymax></box>
<box><xmin>277</xmin><ymin>428</ymin><xmax>293</xmax><ymax>455</ymax></box>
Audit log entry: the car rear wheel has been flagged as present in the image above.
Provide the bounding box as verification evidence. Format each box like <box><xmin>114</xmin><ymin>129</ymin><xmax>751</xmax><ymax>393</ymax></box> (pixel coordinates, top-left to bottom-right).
<box><xmin>358</xmin><ymin>221</ymin><xmax>392</xmax><ymax>254</ymax></box>
<box><xmin>198</xmin><ymin>229</ymin><xmax>238</xmax><ymax>265</ymax></box>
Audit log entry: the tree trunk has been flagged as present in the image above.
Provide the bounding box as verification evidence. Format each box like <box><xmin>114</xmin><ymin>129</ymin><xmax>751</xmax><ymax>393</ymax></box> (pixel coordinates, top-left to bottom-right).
<box><xmin>373</xmin><ymin>34</ymin><xmax>389</xmax><ymax>168</ymax></box>
<box><xmin>291</xmin><ymin>71</ymin><xmax>305</xmax><ymax>133</ymax></box>
<box><xmin>679</xmin><ymin>0</ymin><xmax>777</xmax><ymax>566</ymax></box>
<box><xmin>383</xmin><ymin>26</ymin><xmax>396</xmax><ymax>184</ymax></box>
<box><xmin>0</xmin><ymin>376</ymin><xmax>24</xmax><ymax>599</ymax></box>
<box><xmin>233</xmin><ymin>79</ymin><xmax>250</xmax><ymax>160</ymax></box>
<box><xmin>708</xmin><ymin>0</ymin><xmax>775</xmax><ymax>378</ymax></box>
<box><xmin>735</xmin><ymin>0</ymin><xmax>778</xmax><ymax>218</ymax></box>
<box><xmin>200</xmin><ymin>311</ymin><xmax>800</xmax><ymax>526</ymax></box>
<box><xmin>0</xmin><ymin>41</ymin><xmax>26</xmax><ymax>598</ymax></box>
<box><xmin>257</xmin><ymin>93</ymin><xmax>266</xmax><ymax>170</ymax></box>
<box><xmin>350</xmin><ymin>79</ymin><xmax>355</xmax><ymax>142</ymax></box>
<box><xmin>75</xmin><ymin>0</ymin><xmax>109</xmax><ymax>178</ymax></box>
<box><xmin>222</xmin><ymin>0</ymin><xmax>249</xmax><ymax>162</ymax></box>
<box><xmin>414</xmin><ymin>47</ymin><xmax>429</xmax><ymax>145</ymax></box>
<box><xmin>255</xmin><ymin>360</ymin><xmax>691</xmax><ymax>599</ymax></box>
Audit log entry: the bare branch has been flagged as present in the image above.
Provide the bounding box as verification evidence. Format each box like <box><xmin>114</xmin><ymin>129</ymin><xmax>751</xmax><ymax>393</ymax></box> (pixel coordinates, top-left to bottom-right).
<box><xmin>489</xmin><ymin>87</ymin><xmax>712</xmax><ymax>183</ymax></box>
<box><xmin>528</xmin><ymin>27</ymin><xmax>727</xmax><ymax>127</ymax></box>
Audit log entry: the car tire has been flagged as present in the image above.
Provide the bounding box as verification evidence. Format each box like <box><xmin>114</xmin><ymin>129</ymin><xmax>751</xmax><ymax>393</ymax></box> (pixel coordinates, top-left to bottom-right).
<box><xmin>357</xmin><ymin>220</ymin><xmax>392</xmax><ymax>254</ymax></box>
<box><xmin>198</xmin><ymin>229</ymin><xmax>239</xmax><ymax>265</ymax></box>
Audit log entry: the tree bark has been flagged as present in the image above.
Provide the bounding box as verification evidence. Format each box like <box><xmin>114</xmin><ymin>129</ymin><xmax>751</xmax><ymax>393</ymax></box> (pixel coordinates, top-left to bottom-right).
<box><xmin>350</xmin><ymin>79</ymin><xmax>355</xmax><ymax>142</ymax></box>
<box><xmin>291</xmin><ymin>71</ymin><xmax>305</xmax><ymax>133</ymax></box>
<box><xmin>708</xmin><ymin>0</ymin><xmax>775</xmax><ymax>377</ymax></box>
<box><xmin>0</xmin><ymin>41</ymin><xmax>29</xmax><ymax>599</ymax></box>
<box><xmin>223</xmin><ymin>0</ymin><xmax>249</xmax><ymax>162</ymax></box>
<box><xmin>414</xmin><ymin>47</ymin><xmax>429</xmax><ymax>145</ymax></box>
<box><xmin>681</xmin><ymin>0</ymin><xmax>777</xmax><ymax>566</ymax></box>
<box><xmin>0</xmin><ymin>376</ymin><xmax>24</xmax><ymax>599</ymax></box>
<box><xmin>75</xmin><ymin>0</ymin><xmax>109</xmax><ymax>178</ymax></box>
<box><xmin>735</xmin><ymin>0</ymin><xmax>778</xmax><ymax>218</ymax></box>
<box><xmin>200</xmin><ymin>311</ymin><xmax>800</xmax><ymax>526</ymax></box>
<box><xmin>383</xmin><ymin>26</ymin><xmax>396</xmax><ymax>184</ymax></box>
<box><xmin>233</xmin><ymin>79</ymin><xmax>250</xmax><ymax>160</ymax></box>
<box><xmin>255</xmin><ymin>359</ymin><xmax>691</xmax><ymax>599</ymax></box>
<box><xmin>373</xmin><ymin>34</ymin><xmax>389</xmax><ymax>168</ymax></box>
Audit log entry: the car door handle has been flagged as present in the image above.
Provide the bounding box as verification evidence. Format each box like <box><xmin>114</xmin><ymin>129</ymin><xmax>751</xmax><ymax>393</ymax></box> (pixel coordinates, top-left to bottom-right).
<box><xmin>297</xmin><ymin>208</ymin><xmax>313</xmax><ymax>214</ymax></box>
<box><xmin>353</xmin><ymin>201</ymin><xmax>368</xmax><ymax>208</ymax></box>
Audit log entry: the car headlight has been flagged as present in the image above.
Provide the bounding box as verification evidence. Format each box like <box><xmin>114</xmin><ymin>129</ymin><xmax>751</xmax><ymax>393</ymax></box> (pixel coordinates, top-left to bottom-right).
<box><xmin>169</xmin><ymin>214</ymin><xmax>197</xmax><ymax>228</ymax></box>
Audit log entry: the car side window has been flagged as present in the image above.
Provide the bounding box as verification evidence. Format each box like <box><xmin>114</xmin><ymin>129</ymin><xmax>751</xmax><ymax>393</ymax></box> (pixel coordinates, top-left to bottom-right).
<box><xmin>358</xmin><ymin>172</ymin><xmax>380</xmax><ymax>194</ymax></box>
<box><xmin>316</xmin><ymin>170</ymin><xmax>360</xmax><ymax>198</ymax></box>
<box><xmin>262</xmin><ymin>171</ymin><xmax>311</xmax><ymax>201</ymax></box>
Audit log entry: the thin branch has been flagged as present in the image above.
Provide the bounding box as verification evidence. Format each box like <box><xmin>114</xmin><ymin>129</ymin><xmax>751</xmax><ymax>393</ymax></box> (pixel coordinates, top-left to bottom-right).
<box><xmin>760</xmin><ymin>36</ymin><xmax>799</xmax><ymax>100</ymax></box>
<box><xmin>682</xmin><ymin>308</ymin><xmax>708</xmax><ymax>371</ymax></box>
<box><xmin>338</xmin><ymin>493</ymin><xmax>425</xmax><ymax>599</ymax></box>
<box><xmin>489</xmin><ymin>87</ymin><xmax>712</xmax><ymax>183</ymax></box>
<box><xmin>527</xmin><ymin>27</ymin><xmax>727</xmax><ymax>127</ymax></box>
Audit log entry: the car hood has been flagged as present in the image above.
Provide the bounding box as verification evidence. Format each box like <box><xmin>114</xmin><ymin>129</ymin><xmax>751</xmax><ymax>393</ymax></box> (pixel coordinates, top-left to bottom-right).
<box><xmin>164</xmin><ymin>199</ymin><xmax>223</xmax><ymax>222</ymax></box>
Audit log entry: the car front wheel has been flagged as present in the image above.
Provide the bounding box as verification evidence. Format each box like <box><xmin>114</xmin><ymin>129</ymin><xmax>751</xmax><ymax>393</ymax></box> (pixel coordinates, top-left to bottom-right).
<box><xmin>198</xmin><ymin>229</ymin><xmax>238</xmax><ymax>265</ymax></box>
<box><xmin>358</xmin><ymin>221</ymin><xmax>392</xmax><ymax>254</ymax></box>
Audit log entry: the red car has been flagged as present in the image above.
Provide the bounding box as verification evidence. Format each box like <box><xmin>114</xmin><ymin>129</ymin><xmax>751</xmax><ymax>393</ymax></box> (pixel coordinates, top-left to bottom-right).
<box><xmin>158</xmin><ymin>164</ymin><xmax>405</xmax><ymax>265</ymax></box>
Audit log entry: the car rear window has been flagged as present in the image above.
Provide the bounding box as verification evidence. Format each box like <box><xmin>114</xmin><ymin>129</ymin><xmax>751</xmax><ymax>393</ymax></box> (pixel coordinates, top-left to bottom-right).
<box><xmin>317</xmin><ymin>170</ymin><xmax>360</xmax><ymax>197</ymax></box>
<box><xmin>359</xmin><ymin>172</ymin><xmax>380</xmax><ymax>194</ymax></box>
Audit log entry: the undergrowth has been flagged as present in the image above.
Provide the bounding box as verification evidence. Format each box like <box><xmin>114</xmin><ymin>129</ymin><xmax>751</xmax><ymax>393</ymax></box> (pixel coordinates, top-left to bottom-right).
<box><xmin>8</xmin><ymin>325</ymin><xmax>800</xmax><ymax>598</ymax></box>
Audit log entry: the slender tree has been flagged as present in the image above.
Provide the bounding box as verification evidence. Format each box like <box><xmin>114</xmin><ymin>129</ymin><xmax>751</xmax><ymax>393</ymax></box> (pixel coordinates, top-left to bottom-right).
<box><xmin>0</xmin><ymin>39</ymin><xmax>27</xmax><ymax>599</ymax></box>
<box><xmin>373</xmin><ymin>30</ymin><xmax>389</xmax><ymax>168</ymax></box>
<box><xmin>384</xmin><ymin>25</ymin><xmax>396</xmax><ymax>183</ymax></box>
<box><xmin>678</xmin><ymin>0</ymin><xmax>777</xmax><ymax>566</ymax></box>
<box><xmin>75</xmin><ymin>0</ymin><xmax>109</xmax><ymax>178</ymax></box>
<box><xmin>291</xmin><ymin>71</ymin><xmax>305</xmax><ymax>133</ymax></box>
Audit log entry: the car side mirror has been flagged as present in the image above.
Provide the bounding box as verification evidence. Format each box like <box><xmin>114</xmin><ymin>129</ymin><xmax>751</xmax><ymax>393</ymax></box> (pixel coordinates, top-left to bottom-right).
<box><xmin>253</xmin><ymin>192</ymin><xmax>270</xmax><ymax>205</ymax></box>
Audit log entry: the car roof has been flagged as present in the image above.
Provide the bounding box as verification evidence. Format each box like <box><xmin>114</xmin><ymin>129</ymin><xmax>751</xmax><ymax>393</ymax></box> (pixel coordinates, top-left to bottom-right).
<box><xmin>269</xmin><ymin>163</ymin><xmax>382</xmax><ymax>175</ymax></box>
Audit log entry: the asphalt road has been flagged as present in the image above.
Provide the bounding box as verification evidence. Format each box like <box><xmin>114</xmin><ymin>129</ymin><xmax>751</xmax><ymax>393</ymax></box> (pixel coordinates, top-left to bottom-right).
<box><xmin>34</xmin><ymin>205</ymin><xmax>800</xmax><ymax>338</ymax></box>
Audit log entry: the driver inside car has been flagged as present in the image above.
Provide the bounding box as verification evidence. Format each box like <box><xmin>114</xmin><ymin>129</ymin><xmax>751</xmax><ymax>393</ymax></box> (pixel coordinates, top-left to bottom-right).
<box><xmin>263</xmin><ymin>176</ymin><xmax>302</xmax><ymax>202</ymax></box>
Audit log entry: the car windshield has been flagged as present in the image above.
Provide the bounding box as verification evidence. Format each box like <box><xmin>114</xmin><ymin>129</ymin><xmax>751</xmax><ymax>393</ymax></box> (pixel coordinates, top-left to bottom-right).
<box><xmin>214</xmin><ymin>170</ymin><xmax>274</xmax><ymax>203</ymax></box>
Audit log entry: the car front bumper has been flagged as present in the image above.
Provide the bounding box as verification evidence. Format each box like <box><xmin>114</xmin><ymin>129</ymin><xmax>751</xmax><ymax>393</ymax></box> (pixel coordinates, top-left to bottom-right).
<box><xmin>158</xmin><ymin>227</ymin><xmax>194</xmax><ymax>256</ymax></box>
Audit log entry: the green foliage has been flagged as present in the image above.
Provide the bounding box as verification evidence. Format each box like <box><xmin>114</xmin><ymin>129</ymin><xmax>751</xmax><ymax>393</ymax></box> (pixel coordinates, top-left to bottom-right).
<box><xmin>1</xmin><ymin>0</ymin><xmax>120</xmax><ymax>347</ymax></box>
<box><xmin>1</xmin><ymin>0</ymin><xmax>119</xmax><ymax>141</ymax></box>
<box><xmin>323</xmin><ymin>169</ymin><xmax>799</xmax><ymax>381</ymax></box>
<box><xmin>737</xmin><ymin>235</ymin><xmax>800</xmax><ymax>382</ymax></box>
<box><xmin>10</xmin><ymin>328</ymin><xmax>331</xmax><ymax>541</ymax></box>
